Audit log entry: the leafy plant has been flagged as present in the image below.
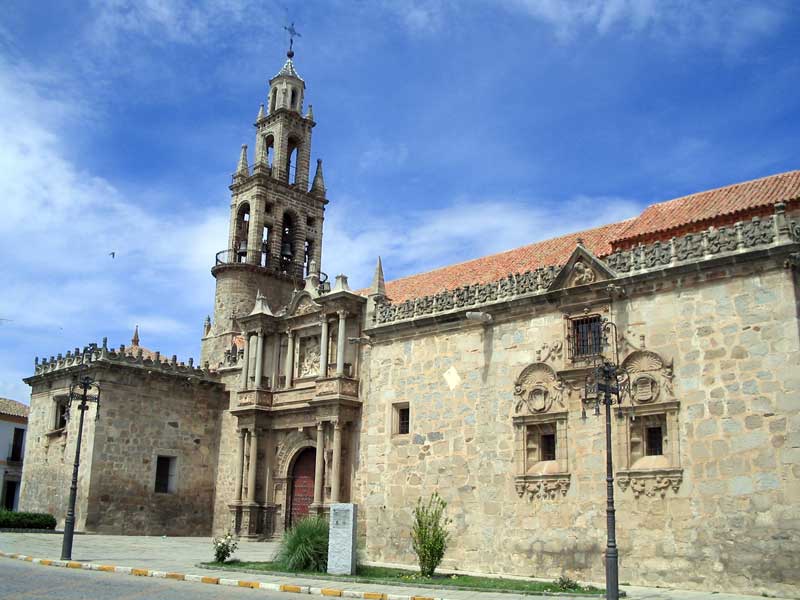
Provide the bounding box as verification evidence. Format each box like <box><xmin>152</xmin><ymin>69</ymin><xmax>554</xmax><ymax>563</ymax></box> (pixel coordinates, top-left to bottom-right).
<box><xmin>554</xmin><ymin>575</ymin><xmax>580</xmax><ymax>591</ymax></box>
<box><xmin>411</xmin><ymin>492</ymin><xmax>452</xmax><ymax>578</ymax></box>
<box><xmin>0</xmin><ymin>510</ymin><xmax>56</xmax><ymax>530</ymax></box>
<box><xmin>212</xmin><ymin>532</ymin><xmax>239</xmax><ymax>563</ymax></box>
<box><xmin>278</xmin><ymin>515</ymin><xmax>329</xmax><ymax>572</ymax></box>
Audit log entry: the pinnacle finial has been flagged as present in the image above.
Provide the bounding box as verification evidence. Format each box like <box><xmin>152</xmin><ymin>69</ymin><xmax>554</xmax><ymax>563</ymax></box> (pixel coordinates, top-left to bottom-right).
<box><xmin>236</xmin><ymin>144</ymin><xmax>249</xmax><ymax>175</ymax></box>
<box><xmin>370</xmin><ymin>256</ymin><xmax>386</xmax><ymax>297</ymax></box>
<box><xmin>305</xmin><ymin>104</ymin><xmax>314</xmax><ymax>120</ymax></box>
<box><xmin>257</xmin><ymin>103</ymin><xmax>265</xmax><ymax>120</ymax></box>
<box><xmin>311</xmin><ymin>158</ymin><xmax>326</xmax><ymax>196</ymax></box>
<box><xmin>132</xmin><ymin>325</ymin><xmax>140</xmax><ymax>347</ymax></box>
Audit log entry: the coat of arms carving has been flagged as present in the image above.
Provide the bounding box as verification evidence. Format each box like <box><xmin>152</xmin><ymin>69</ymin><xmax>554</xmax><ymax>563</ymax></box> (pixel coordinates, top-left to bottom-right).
<box><xmin>513</xmin><ymin>362</ymin><xmax>568</xmax><ymax>414</ymax></box>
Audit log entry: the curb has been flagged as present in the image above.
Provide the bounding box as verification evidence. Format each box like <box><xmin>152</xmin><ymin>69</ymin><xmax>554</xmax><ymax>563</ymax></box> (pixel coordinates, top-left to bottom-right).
<box><xmin>0</xmin><ymin>550</ymin><xmax>441</xmax><ymax>600</ymax></box>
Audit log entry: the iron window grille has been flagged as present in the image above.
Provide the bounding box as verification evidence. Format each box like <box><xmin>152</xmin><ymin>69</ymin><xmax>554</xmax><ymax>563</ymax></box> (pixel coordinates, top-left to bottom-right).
<box><xmin>568</xmin><ymin>315</ymin><xmax>603</xmax><ymax>360</ymax></box>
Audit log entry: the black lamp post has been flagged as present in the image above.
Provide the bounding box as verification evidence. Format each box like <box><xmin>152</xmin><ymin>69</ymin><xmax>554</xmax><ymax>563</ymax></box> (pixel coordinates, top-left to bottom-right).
<box><xmin>61</xmin><ymin>366</ymin><xmax>100</xmax><ymax>561</ymax></box>
<box><xmin>582</xmin><ymin>319</ymin><xmax>629</xmax><ymax>600</ymax></box>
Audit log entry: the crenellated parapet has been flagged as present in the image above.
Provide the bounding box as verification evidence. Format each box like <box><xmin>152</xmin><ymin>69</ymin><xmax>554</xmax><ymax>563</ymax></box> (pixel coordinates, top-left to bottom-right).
<box><xmin>28</xmin><ymin>337</ymin><xmax>215</xmax><ymax>382</ymax></box>
<box><xmin>372</xmin><ymin>206</ymin><xmax>800</xmax><ymax>327</ymax></box>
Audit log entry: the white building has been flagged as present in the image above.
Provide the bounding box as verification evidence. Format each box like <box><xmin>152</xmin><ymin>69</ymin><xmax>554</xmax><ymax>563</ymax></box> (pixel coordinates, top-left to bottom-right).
<box><xmin>0</xmin><ymin>398</ymin><xmax>28</xmax><ymax>511</ymax></box>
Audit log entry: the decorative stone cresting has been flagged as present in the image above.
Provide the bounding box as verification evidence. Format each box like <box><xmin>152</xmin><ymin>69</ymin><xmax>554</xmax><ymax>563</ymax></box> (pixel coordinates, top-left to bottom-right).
<box><xmin>374</xmin><ymin>213</ymin><xmax>794</xmax><ymax>325</ymax></box>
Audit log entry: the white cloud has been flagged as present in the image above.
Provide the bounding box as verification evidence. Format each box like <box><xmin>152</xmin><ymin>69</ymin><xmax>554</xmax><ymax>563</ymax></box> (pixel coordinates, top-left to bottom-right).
<box><xmin>0</xmin><ymin>56</ymin><xmax>226</xmax><ymax>400</ymax></box>
<box><xmin>505</xmin><ymin>0</ymin><xmax>787</xmax><ymax>50</ymax></box>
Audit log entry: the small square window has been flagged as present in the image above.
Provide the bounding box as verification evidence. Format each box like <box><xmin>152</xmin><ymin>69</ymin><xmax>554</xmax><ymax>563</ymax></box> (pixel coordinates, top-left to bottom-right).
<box><xmin>393</xmin><ymin>403</ymin><xmax>410</xmax><ymax>435</ymax></box>
<box><xmin>645</xmin><ymin>426</ymin><xmax>664</xmax><ymax>456</ymax></box>
<box><xmin>307</xmin><ymin>216</ymin><xmax>316</xmax><ymax>228</ymax></box>
<box><xmin>540</xmin><ymin>433</ymin><xmax>556</xmax><ymax>461</ymax></box>
<box><xmin>155</xmin><ymin>456</ymin><xmax>177</xmax><ymax>494</ymax></box>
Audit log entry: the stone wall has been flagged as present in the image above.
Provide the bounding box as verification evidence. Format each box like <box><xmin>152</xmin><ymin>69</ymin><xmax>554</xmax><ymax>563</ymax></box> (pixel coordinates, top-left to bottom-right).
<box><xmin>20</xmin><ymin>374</ymin><xmax>97</xmax><ymax>530</ymax></box>
<box><xmin>355</xmin><ymin>258</ymin><xmax>800</xmax><ymax>597</ymax></box>
<box><xmin>84</xmin><ymin>368</ymin><xmax>226</xmax><ymax>535</ymax></box>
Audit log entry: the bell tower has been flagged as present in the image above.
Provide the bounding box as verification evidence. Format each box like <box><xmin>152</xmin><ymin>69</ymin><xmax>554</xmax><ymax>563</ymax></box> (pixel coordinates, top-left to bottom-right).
<box><xmin>203</xmin><ymin>46</ymin><xmax>328</xmax><ymax>367</ymax></box>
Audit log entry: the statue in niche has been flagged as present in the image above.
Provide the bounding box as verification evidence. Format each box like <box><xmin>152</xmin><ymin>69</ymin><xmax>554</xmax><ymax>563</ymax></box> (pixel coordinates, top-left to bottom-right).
<box><xmin>298</xmin><ymin>336</ymin><xmax>321</xmax><ymax>378</ymax></box>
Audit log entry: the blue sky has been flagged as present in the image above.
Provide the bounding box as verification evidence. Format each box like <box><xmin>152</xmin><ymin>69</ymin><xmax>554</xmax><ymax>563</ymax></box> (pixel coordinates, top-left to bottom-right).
<box><xmin>1</xmin><ymin>0</ymin><xmax>798</xmax><ymax>402</ymax></box>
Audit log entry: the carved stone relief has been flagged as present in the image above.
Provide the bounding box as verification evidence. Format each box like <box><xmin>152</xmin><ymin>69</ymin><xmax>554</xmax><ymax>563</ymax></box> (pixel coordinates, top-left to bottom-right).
<box><xmin>297</xmin><ymin>336</ymin><xmax>321</xmax><ymax>378</ymax></box>
<box><xmin>515</xmin><ymin>477</ymin><xmax>570</xmax><ymax>500</ymax></box>
<box><xmin>570</xmin><ymin>260</ymin><xmax>596</xmax><ymax>286</ymax></box>
<box><xmin>513</xmin><ymin>363</ymin><xmax>568</xmax><ymax>414</ymax></box>
<box><xmin>617</xmin><ymin>471</ymin><xmax>682</xmax><ymax>498</ymax></box>
<box><xmin>621</xmin><ymin>350</ymin><xmax>674</xmax><ymax>404</ymax></box>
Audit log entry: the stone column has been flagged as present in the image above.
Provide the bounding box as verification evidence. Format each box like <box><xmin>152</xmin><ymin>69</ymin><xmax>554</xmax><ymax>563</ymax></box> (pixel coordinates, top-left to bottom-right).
<box><xmin>263</xmin><ymin>429</ymin><xmax>273</xmax><ymax>504</ymax></box>
<box><xmin>254</xmin><ymin>329</ymin><xmax>265</xmax><ymax>388</ymax></box>
<box><xmin>247</xmin><ymin>429</ymin><xmax>259</xmax><ymax>503</ymax></box>
<box><xmin>271</xmin><ymin>334</ymin><xmax>281</xmax><ymax>390</ymax></box>
<box><xmin>319</xmin><ymin>316</ymin><xmax>329</xmax><ymax>378</ymax></box>
<box><xmin>313</xmin><ymin>421</ymin><xmax>325</xmax><ymax>506</ymax></box>
<box><xmin>240</xmin><ymin>333</ymin><xmax>251</xmax><ymax>390</ymax></box>
<box><xmin>234</xmin><ymin>429</ymin><xmax>246</xmax><ymax>502</ymax></box>
<box><xmin>284</xmin><ymin>330</ymin><xmax>295</xmax><ymax>388</ymax></box>
<box><xmin>331</xmin><ymin>420</ymin><xmax>343</xmax><ymax>503</ymax></box>
<box><xmin>336</xmin><ymin>310</ymin><xmax>347</xmax><ymax>377</ymax></box>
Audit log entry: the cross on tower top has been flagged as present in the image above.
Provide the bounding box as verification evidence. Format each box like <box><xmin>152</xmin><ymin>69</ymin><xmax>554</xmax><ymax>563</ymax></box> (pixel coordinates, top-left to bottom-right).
<box><xmin>284</xmin><ymin>22</ymin><xmax>301</xmax><ymax>58</ymax></box>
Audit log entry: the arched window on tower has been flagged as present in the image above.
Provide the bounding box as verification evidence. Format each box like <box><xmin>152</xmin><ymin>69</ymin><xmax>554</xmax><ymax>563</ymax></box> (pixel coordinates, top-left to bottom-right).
<box><xmin>286</xmin><ymin>137</ymin><xmax>301</xmax><ymax>184</ymax></box>
<box><xmin>280</xmin><ymin>213</ymin><xmax>295</xmax><ymax>274</ymax></box>
<box><xmin>261</xmin><ymin>225</ymin><xmax>271</xmax><ymax>267</ymax></box>
<box><xmin>269</xmin><ymin>88</ymin><xmax>277</xmax><ymax>113</ymax></box>
<box><xmin>264</xmin><ymin>134</ymin><xmax>275</xmax><ymax>168</ymax></box>
<box><xmin>304</xmin><ymin>240</ymin><xmax>313</xmax><ymax>276</ymax></box>
<box><xmin>234</xmin><ymin>204</ymin><xmax>250</xmax><ymax>263</ymax></box>
<box><xmin>290</xmin><ymin>88</ymin><xmax>297</xmax><ymax>110</ymax></box>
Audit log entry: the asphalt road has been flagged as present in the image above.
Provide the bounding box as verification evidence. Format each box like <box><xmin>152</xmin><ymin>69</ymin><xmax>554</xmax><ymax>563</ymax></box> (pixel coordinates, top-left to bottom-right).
<box><xmin>0</xmin><ymin>559</ymin><xmax>297</xmax><ymax>599</ymax></box>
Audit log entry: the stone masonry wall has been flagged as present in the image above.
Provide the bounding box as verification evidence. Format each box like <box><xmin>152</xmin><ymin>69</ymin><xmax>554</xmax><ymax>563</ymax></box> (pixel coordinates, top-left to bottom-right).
<box><xmin>355</xmin><ymin>260</ymin><xmax>800</xmax><ymax>597</ymax></box>
<box><xmin>84</xmin><ymin>368</ymin><xmax>225</xmax><ymax>536</ymax></box>
<box><xmin>20</xmin><ymin>375</ymin><xmax>97</xmax><ymax>531</ymax></box>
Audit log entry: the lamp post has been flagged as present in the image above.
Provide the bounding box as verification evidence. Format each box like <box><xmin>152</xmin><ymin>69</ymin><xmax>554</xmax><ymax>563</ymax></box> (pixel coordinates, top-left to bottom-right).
<box><xmin>582</xmin><ymin>319</ymin><xmax>629</xmax><ymax>600</ymax></box>
<box><xmin>61</xmin><ymin>367</ymin><xmax>101</xmax><ymax>561</ymax></box>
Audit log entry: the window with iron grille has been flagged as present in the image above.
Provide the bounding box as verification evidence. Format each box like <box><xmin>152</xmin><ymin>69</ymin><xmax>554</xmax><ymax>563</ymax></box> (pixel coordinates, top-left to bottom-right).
<box><xmin>393</xmin><ymin>402</ymin><xmax>410</xmax><ymax>436</ymax></box>
<box><xmin>570</xmin><ymin>315</ymin><xmax>603</xmax><ymax>359</ymax></box>
<box><xmin>154</xmin><ymin>456</ymin><xmax>177</xmax><ymax>493</ymax></box>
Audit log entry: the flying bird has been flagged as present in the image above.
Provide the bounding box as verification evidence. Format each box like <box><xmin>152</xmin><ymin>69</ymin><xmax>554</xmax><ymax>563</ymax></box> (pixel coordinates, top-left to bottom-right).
<box><xmin>109</xmin><ymin>252</ymin><xmax>115</xmax><ymax>259</ymax></box>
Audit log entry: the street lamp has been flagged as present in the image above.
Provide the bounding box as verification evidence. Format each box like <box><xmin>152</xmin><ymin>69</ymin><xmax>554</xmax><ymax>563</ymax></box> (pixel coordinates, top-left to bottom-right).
<box><xmin>61</xmin><ymin>358</ymin><xmax>101</xmax><ymax>561</ymax></box>
<box><xmin>582</xmin><ymin>318</ymin><xmax>630</xmax><ymax>600</ymax></box>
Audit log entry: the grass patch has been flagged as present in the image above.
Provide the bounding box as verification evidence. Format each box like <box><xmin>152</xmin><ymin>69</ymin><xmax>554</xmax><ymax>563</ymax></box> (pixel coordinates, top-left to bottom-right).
<box><xmin>199</xmin><ymin>561</ymin><xmax>605</xmax><ymax>595</ymax></box>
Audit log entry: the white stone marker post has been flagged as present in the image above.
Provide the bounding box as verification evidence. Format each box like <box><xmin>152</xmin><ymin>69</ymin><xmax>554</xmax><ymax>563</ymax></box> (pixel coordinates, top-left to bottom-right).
<box><xmin>327</xmin><ymin>503</ymin><xmax>357</xmax><ymax>575</ymax></box>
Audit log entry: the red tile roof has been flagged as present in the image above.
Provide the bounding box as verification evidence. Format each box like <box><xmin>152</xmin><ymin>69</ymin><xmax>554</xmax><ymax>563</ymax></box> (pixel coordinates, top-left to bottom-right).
<box><xmin>614</xmin><ymin>170</ymin><xmax>800</xmax><ymax>246</ymax></box>
<box><xmin>0</xmin><ymin>397</ymin><xmax>29</xmax><ymax>419</ymax></box>
<box><xmin>383</xmin><ymin>220</ymin><xmax>633</xmax><ymax>303</ymax></box>
<box><xmin>378</xmin><ymin>170</ymin><xmax>799</xmax><ymax>304</ymax></box>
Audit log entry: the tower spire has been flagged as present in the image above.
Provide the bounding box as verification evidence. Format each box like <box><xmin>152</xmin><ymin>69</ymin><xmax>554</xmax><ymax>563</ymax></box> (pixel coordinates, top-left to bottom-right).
<box><xmin>236</xmin><ymin>144</ymin><xmax>249</xmax><ymax>175</ymax></box>
<box><xmin>311</xmin><ymin>159</ymin><xmax>326</xmax><ymax>196</ymax></box>
<box><xmin>370</xmin><ymin>257</ymin><xmax>386</xmax><ymax>297</ymax></box>
<box><xmin>131</xmin><ymin>325</ymin><xmax>140</xmax><ymax>347</ymax></box>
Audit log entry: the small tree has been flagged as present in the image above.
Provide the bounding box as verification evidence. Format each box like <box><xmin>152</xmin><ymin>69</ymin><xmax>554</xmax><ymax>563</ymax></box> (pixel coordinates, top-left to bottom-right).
<box><xmin>411</xmin><ymin>492</ymin><xmax>452</xmax><ymax>578</ymax></box>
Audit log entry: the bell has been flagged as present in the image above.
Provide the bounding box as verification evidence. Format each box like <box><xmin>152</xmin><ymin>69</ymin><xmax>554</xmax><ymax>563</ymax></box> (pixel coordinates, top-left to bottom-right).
<box><xmin>281</xmin><ymin>240</ymin><xmax>293</xmax><ymax>259</ymax></box>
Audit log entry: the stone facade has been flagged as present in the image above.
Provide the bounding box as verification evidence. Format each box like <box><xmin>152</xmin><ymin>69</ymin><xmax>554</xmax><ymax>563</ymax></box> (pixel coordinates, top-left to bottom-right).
<box><xmin>357</xmin><ymin>246</ymin><xmax>800</xmax><ymax>597</ymax></box>
<box><xmin>21</xmin><ymin>344</ymin><xmax>226</xmax><ymax>536</ymax></box>
<box><xmin>17</xmin><ymin>48</ymin><xmax>800</xmax><ymax>598</ymax></box>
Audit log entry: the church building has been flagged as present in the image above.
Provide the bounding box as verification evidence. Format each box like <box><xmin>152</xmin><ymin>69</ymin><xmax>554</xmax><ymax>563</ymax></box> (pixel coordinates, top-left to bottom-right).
<box><xmin>19</xmin><ymin>49</ymin><xmax>800</xmax><ymax>597</ymax></box>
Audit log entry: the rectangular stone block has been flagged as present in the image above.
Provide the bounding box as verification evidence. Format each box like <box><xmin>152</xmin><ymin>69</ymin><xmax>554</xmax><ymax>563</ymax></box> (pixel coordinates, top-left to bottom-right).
<box><xmin>328</xmin><ymin>503</ymin><xmax>358</xmax><ymax>575</ymax></box>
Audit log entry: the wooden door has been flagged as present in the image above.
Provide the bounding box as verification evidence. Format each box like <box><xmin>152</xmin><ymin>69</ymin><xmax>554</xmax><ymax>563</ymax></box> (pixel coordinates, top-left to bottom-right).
<box><xmin>289</xmin><ymin>448</ymin><xmax>316</xmax><ymax>526</ymax></box>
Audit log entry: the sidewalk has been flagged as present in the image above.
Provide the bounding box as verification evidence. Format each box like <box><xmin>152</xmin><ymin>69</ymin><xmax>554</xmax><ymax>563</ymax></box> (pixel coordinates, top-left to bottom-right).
<box><xmin>0</xmin><ymin>532</ymin><xmax>791</xmax><ymax>600</ymax></box>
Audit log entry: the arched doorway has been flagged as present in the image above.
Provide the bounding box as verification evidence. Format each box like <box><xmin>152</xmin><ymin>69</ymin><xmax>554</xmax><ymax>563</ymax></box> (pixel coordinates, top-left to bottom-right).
<box><xmin>288</xmin><ymin>448</ymin><xmax>316</xmax><ymax>526</ymax></box>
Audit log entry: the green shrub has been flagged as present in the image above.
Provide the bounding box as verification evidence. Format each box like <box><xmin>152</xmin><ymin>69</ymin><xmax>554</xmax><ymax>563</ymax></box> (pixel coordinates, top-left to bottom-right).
<box><xmin>277</xmin><ymin>516</ymin><xmax>329</xmax><ymax>572</ymax></box>
<box><xmin>554</xmin><ymin>575</ymin><xmax>580</xmax><ymax>591</ymax></box>
<box><xmin>211</xmin><ymin>532</ymin><xmax>239</xmax><ymax>563</ymax></box>
<box><xmin>0</xmin><ymin>510</ymin><xmax>56</xmax><ymax>530</ymax></box>
<box><xmin>411</xmin><ymin>492</ymin><xmax>452</xmax><ymax>578</ymax></box>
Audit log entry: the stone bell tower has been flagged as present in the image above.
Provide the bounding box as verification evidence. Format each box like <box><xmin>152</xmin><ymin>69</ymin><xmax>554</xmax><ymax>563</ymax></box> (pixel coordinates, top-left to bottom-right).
<box><xmin>203</xmin><ymin>46</ymin><xmax>328</xmax><ymax>368</ymax></box>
